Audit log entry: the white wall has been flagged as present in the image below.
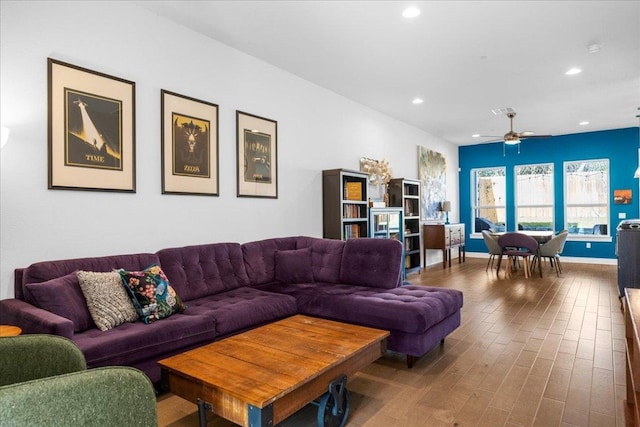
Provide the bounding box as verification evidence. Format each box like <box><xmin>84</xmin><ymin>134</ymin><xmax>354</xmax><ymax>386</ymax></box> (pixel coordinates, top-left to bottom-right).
<box><xmin>0</xmin><ymin>1</ymin><xmax>459</xmax><ymax>299</ymax></box>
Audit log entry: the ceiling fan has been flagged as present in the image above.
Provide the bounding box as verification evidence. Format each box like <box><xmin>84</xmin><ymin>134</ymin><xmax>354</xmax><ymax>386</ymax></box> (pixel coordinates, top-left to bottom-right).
<box><xmin>478</xmin><ymin>109</ymin><xmax>552</xmax><ymax>154</ymax></box>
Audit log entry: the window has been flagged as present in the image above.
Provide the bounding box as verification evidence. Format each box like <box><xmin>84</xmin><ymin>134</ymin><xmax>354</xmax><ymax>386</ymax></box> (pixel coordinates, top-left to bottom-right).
<box><xmin>472</xmin><ymin>167</ymin><xmax>506</xmax><ymax>233</ymax></box>
<box><xmin>564</xmin><ymin>159</ymin><xmax>610</xmax><ymax>235</ymax></box>
<box><xmin>515</xmin><ymin>164</ymin><xmax>554</xmax><ymax>231</ymax></box>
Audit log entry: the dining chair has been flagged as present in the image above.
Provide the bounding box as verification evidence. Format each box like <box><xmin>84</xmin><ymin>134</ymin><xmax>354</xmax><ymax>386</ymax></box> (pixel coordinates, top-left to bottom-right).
<box><xmin>481</xmin><ymin>230</ymin><xmax>502</xmax><ymax>272</ymax></box>
<box><xmin>496</xmin><ymin>232</ymin><xmax>539</xmax><ymax>278</ymax></box>
<box><xmin>533</xmin><ymin>230</ymin><xmax>569</xmax><ymax>276</ymax></box>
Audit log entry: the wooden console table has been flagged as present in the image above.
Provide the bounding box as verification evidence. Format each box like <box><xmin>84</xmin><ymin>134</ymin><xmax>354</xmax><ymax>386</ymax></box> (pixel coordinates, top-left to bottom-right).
<box><xmin>423</xmin><ymin>223</ymin><xmax>466</xmax><ymax>269</ymax></box>
<box><xmin>626</xmin><ymin>288</ymin><xmax>640</xmax><ymax>425</ymax></box>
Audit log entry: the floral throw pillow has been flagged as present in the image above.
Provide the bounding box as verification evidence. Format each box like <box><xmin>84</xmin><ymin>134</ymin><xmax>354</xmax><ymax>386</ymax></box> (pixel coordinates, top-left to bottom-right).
<box><xmin>118</xmin><ymin>264</ymin><xmax>186</xmax><ymax>324</ymax></box>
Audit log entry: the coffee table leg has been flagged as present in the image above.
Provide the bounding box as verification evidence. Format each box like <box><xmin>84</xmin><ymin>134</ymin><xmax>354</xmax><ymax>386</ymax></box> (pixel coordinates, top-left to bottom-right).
<box><xmin>317</xmin><ymin>375</ymin><xmax>350</xmax><ymax>427</ymax></box>
<box><xmin>197</xmin><ymin>399</ymin><xmax>212</xmax><ymax>427</ymax></box>
<box><xmin>248</xmin><ymin>403</ymin><xmax>273</xmax><ymax>427</ymax></box>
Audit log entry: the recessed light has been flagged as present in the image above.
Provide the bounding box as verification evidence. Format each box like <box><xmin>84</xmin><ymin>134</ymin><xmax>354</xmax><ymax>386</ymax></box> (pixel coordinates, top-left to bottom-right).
<box><xmin>412</xmin><ymin>98</ymin><xmax>424</xmax><ymax>105</ymax></box>
<box><xmin>402</xmin><ymin>7</ymin><xmax>420</xmax><ymax>18</ymax></box>
<box><xmin>565</xmin><ymin>67</ymin><xmax>582</xmax><ymax>75</ymax></box>
<box><xmin>579</xmin><ymin>121</ymin><xmax>589</xmax><ymax>126</ymax></box>
<box><xmin>472</xmin><ymin>134</ymin><xmax>480</xmax><ymax>138</ymax></box>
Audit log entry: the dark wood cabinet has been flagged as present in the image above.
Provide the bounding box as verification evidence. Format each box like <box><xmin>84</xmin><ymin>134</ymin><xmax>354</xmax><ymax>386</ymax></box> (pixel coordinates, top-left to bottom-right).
<box><xmin>423</xmin><ymin>223</ymin><xmax>466</xmax><ymax>269</ymax></box>
<box><xmin>625</xmin><ymin>288</ymin><xmax>640</xmax><ymax>426</ymax></box>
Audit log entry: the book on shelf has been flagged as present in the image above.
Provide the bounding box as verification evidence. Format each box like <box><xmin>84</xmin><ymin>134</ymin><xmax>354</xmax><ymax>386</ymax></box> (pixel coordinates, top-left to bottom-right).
<box><xmin>344</xmin><ymin>181</ymin><xmax>363</xmax><ymax>201</ymax></box>
<box><xmin>343</xmin><ymin>204</ymin><xmax>362</xmax><ymax>218</ymax></box>
<box><xmin>344</xmin><ymin>223</ymin><xmax>360</xmax><ymax>238</ymax></box>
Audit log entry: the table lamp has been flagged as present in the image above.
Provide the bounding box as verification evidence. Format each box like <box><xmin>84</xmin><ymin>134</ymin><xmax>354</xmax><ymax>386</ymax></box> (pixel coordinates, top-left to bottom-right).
<box><xmin>440</xmin><ymin>201</ymin><xmax>451</xmax><ymax>224</ymax></box>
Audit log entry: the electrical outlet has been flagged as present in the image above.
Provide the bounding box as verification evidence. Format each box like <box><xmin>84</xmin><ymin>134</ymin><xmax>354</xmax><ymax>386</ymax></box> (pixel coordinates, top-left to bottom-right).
<box><xmin>586</xmin><ymin>242</ymin><xmax>591</xmax><ymax>249</ymax></box>
<box><xmin>619</xmin><ymin>212</ymin><xmax>627</xmax><ymax>219</ymax></box>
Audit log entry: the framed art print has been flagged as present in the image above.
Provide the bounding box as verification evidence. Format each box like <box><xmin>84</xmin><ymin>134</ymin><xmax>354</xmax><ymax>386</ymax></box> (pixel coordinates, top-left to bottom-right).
<box><xmin>48</xmin><ymin>58</ymin><xmax>135</xmax><ymax>192</ymax></box>
<box><xmin>236</xmin><ymin>111</ymin><xmax>278</xmax><ymax>198</ymax></box>
<box><xmin>161</xmin><ymin>90</ymin><xmax>219</xmax><ymax>196</ymax></box>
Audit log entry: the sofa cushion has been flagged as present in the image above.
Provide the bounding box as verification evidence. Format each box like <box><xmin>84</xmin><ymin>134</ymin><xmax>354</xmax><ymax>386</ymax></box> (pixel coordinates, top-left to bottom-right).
<box><xmin>157</xmin><ymin>243</ymin><xmax>249</xmax><ymax>301</ymax></box>
<box><xmin>307</xmin><ymin>238</ymin><xmax>345</xmax><ymax>283</ymax></box>
<box><xmin>293</xmin><ymin>284</ymin><xmax>463</xmax><ymax>335</ymax></box>
<box><xmin>275</xmin><ymin>248</ymin><xmax>314</xmax><ymax>284</ymax></box>
<box><xmin>186</xmin><ymin>287</ymin><xmax>298</xmax><ymax>336</ymax></box>
<box><xmin>241</xmin><ymin>237</ymin><xmax>300</xmax><ymax>286</ymax></box>
<box><xmin>73</xmin><ymin>305</ymin><xmax>216</xmax><ymax>368</ymax></box>
<box><xmin>119</xmin><ymin>265</ymin><xmax>186</xmax><ymax>324</ymax></box>
<box><xmin>77</xmin><ymin>271</ymin><xmax>139</xmax><ymax>331</ymax></box>
<box><xmin>339</xmin><ymin>238</ymin><xmax>403</xmax><ymax>289</ymax></box>
<box><xmin>24</xmin><ymin>272</ymin><xmax>94</xmax><ymax>332</ymax></box>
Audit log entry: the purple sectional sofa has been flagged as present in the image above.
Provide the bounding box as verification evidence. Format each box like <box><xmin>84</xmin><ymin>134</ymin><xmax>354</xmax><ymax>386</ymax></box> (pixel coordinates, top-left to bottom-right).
<box><xmin>0</xmin><ymin>236</ymin><xmax>463</xmax><ymax>383</ymax></box>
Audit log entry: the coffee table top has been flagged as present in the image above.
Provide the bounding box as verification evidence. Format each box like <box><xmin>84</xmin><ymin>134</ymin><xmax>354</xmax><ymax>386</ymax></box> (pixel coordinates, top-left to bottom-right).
<box><xmin>158</xmin><ymin>315</ymin><xmax>389</xmax><ymax>410</ymax></box>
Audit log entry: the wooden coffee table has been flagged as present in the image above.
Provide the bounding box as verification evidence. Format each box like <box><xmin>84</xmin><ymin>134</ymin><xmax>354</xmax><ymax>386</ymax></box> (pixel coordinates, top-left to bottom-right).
<box><xmin>158</xmin><ymin>315</ymin><xmax>389</xmax><ymax>427</ymax></box>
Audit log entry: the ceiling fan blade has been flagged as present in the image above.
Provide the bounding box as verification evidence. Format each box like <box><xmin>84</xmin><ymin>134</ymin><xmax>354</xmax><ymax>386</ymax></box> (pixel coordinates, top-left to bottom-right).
<box><xmin>475</xmin><ymin>135</ymin><xmax>502</xmax><ymax>138</ymax></box>
<box><xmin>519</xmin><ymin>134</ymin><xmax>552</xmax><ymax>139</ymax></box>
<box><xmin>519</xmin><ymin>131</ymin><xmax>536</xmax><ymax>136</ymax></box>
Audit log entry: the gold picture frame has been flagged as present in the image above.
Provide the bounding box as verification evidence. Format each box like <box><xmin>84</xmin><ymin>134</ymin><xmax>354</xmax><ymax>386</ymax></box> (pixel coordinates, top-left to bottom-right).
<box><xmin>48</xmin><ymin>58</ymin><xmax>135</xmax><ymax>192</ymax></box>
<box><xmin>236</xmin><ymin>111</ymin><xmax>278</xmax><ymax>198</ymax></box>
<box><xmin>161</xmin><ymin>90</ymin><xmax>219</xmax><ymax>196</ymax></box>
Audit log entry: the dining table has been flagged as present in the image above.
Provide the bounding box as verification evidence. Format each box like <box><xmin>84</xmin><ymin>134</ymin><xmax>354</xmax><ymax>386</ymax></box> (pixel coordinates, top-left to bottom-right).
<box><xmin>493</xmin><ymin>230</ymin><xmax>554</xmax><ymax>277</ymax></box>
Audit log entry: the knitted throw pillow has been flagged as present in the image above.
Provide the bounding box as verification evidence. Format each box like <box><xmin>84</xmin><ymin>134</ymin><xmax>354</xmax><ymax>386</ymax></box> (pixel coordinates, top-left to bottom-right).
<box><xmin>76</xmin><ymin>270</ymin><xmax>139</xmax><ymax>331</ymax></box>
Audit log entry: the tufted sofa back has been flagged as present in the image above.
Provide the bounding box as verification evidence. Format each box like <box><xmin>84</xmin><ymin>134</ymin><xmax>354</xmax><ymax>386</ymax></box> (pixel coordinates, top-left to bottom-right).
<box><xmin>15</xmin><ymin>253</ymin><xmax>160</xmax><ymax>301</ymax></box>
<box><xmin>156</xmin><ymin>242</ymin><xmax>249</xmax><ymax>301</ymax></box>
<box><xmin>340</xmin><ymin>238</ymin><xmax>403</xmax><ymax>289</ymax></box>
<box><xmin>241</xmin><ymin>237</ymin><xmax>301</xmax><ymax>286</ymax></box>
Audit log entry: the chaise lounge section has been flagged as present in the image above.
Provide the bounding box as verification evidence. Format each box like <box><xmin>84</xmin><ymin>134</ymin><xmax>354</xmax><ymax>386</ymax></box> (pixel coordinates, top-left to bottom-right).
<box><xmin>0</xmin><ymin>236</ymin><xmax>463</xmax><ymax>383</ymax></box>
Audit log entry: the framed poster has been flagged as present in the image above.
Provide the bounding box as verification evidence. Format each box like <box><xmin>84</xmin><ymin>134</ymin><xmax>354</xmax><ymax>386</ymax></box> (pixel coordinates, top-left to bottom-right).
<box><xmin>161</xmin><ymin>90</ymin><xmax>219</xmax><ymax>196</ymax></box>
<box><xmin>48</xmin><ymin>58</ymin><xmax>135</xmax><ymax>192</ymax></box>
<box><xmin>236</xmin><ymin>111</ymin><xmax>278</xmax><ymax>198</ymax></box>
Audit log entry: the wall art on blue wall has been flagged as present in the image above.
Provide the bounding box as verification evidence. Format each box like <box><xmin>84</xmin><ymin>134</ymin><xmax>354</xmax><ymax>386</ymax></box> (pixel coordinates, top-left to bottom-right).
<box><xmin>615</xmin><ymin>189</ymin><xmax>632</xmax><ymax>204</ymax></box>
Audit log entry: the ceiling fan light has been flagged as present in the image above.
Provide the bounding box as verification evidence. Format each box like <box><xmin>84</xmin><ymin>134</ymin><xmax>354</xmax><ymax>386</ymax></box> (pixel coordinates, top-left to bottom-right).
<box><xmin>402</xmin><ymin>7</ymin><xmax>420</xmax><ymax>18</ymax></box>
<box><xmin>504</xmin><ymin>138</ymin><xmax>521</xmax><ymax>145</ymax></box>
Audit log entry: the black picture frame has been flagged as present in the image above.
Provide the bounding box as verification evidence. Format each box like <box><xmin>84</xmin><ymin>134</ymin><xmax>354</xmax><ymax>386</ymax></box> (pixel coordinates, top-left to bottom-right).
<box><xmin>236</xmin><ymin>111</ymin><xmax>278</xmax><ymax>198</ymax></box>
<box><xmin>48</xmin><ymin>58</ymin><xmax>135</xmax><ymax>192</ymax></box>
<box><xmin>161</xmin><ymin>90</ymin><xmax>219</xmax><ymax>196</ymax></box>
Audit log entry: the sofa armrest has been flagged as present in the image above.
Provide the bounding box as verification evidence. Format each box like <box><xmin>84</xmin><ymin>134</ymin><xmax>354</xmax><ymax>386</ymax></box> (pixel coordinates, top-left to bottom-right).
<box><xmin>0</xmin><ymin>366</ymin><xmax>157</xmax><ymax>426</ymax></box>
<box><xmin>0</xmin><ymin>299</ymin><xmax>74</xmax><ymax>338</ymax></box>
<box><xmin>0</xmin><ymin>334</ymin><xmax>87</xmax><ymax>386</ymax></box>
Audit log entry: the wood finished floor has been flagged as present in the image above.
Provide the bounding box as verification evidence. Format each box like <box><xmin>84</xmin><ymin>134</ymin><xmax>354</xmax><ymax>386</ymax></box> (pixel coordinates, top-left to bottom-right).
<box><xmin>157</xmin><ymin>257</ymin><xmax>625</xmax><ymax>427</ymax></box>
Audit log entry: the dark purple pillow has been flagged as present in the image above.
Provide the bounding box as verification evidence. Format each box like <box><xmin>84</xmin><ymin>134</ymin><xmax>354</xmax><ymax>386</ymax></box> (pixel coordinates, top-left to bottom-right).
<box><xmin>274</xmin><ymin>248</ymin><xmax>314</xmax><ymax>284</ymax></box>
<box><xmin>24</xmin><ymin>272</ymin><xmax>94</xmax><ymax>332</ymax></box>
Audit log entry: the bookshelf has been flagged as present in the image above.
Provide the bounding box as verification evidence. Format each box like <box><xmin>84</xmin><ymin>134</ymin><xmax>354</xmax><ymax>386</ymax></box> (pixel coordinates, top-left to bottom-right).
<box><xmin>388</xmin><ymin>178</ymin><xmax>422</xmax><ymax>274</ymax></box>
<box><xmin>322</xmin><ymin>169</ymin><xmax>369</xmax><ymax>240</ymax></box>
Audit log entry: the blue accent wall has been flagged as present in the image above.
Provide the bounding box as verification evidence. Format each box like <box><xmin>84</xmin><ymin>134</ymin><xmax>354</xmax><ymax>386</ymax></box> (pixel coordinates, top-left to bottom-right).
<box><xmin>459</xmin><ymin>127</ymin><xmax>640</xmax><ymax>259</ymax></box>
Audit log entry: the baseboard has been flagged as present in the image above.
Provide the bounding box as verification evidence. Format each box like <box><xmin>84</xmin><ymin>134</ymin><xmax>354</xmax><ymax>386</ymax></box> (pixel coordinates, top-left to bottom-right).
<box><xmin>464</xmin><ymin>251</ymin><xmax>617</xmax><ymax>265</ymax></box>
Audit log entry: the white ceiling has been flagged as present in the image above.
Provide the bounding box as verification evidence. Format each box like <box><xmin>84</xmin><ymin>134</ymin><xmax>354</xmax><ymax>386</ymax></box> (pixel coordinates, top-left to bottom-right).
<box><xmin>138</xmin><ymin>1</ymin><xmax>640</xmax><ymax>145</ymax></box>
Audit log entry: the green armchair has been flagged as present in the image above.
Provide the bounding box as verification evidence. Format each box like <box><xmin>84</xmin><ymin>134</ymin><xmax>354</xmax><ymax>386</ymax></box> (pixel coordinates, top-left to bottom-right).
<box><xmin>0</xmin><ymin>335</ymin><xmax>157</xmax><ymax>427</ymax></box>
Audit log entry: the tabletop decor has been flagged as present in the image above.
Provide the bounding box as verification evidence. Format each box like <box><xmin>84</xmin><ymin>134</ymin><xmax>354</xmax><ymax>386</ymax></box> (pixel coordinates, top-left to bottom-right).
<box><xmin>48</xmin><ymin>58</ymin><xmax>135</xmax><ymax>192</ymax></box>
<box><xmin>360</xmin><ymin>157</ymin><xmax>393</xmax><ymax>205</ymax></box>
<box><xmin>161</xmin><ymin>90</ymin><xmax>219</xmax><ymax>195</ymax></box>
